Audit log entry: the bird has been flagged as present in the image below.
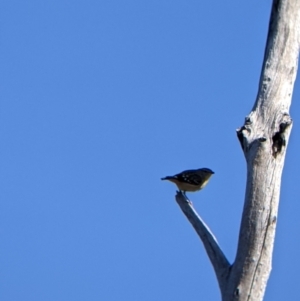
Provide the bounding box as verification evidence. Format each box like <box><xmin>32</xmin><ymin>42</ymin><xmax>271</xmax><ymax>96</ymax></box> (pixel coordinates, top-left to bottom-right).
<box><xmin>161</xmin><ymin>168</ymin><xmax>214</xmax><ymax>196</ymax></box>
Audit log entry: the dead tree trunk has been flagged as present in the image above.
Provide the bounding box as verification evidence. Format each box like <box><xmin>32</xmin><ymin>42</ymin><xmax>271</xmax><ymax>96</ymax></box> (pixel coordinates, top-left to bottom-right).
<box><xmin>176</xmin><ymin>1</ymin><xmax>300</xmax><ymax>300</ymax></box>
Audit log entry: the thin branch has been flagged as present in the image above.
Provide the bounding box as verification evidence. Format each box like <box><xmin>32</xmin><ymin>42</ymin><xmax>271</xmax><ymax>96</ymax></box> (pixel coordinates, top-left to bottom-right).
<box><xmin>175</xmin><ymin>191</ymin><xmax>230</xmax><ymax>293</ymax></box>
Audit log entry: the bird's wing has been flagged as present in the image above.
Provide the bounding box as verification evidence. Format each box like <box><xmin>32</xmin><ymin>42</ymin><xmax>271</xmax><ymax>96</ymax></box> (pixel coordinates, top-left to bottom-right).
<box><xmin>175</xmin><ymin>170</ymin><xmax>203</xmax><ymax>186</ymax></box>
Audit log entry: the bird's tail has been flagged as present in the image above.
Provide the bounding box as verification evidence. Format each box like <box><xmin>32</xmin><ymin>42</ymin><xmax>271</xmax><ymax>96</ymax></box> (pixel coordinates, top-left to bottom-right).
<box><xmin>161</xmin><ymin>176</ymin><xmax>174</xmax><ymax>181</ymax></box>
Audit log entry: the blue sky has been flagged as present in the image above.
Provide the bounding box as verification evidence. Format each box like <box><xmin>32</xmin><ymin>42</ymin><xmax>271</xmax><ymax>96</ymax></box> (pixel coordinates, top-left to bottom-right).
<box><xmin>1</xmin><ymin>1</ymin><xmax>299</xmax><ymax>300</ymax></box>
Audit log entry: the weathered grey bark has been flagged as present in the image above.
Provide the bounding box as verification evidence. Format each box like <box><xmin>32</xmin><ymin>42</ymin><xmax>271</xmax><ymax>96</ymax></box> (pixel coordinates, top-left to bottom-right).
<box><xmin>175</xmin><ymin>193</ymin><xmax>230</xmax><ymax>293</ymax></box>
<box><xmin>176</xmin><ymin>1</ymin><xmax>300</xmax><ymax>300</ymax></box>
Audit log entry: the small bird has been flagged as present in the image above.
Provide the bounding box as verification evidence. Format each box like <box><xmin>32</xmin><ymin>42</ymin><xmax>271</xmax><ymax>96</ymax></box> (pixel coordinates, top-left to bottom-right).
<box><xmin>161</xmin><ymin>168</ymin><xmax>214</xmax><ymax>196</ymax></box>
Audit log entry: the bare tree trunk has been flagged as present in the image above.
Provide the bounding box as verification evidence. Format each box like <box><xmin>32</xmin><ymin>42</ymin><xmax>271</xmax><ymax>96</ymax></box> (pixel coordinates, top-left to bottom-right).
<box><xmin>176</xmin><ymin>1</ymin><xmax>300</xmax><ymax>300</ymax></box>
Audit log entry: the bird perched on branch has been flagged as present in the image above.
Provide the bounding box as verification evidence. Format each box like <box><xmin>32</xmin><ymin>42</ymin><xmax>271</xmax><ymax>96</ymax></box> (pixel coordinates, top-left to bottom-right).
<box><xmin>161</xmin><ymin>168</ymin><xmax>214</xmax><ymax>196</ymax></box>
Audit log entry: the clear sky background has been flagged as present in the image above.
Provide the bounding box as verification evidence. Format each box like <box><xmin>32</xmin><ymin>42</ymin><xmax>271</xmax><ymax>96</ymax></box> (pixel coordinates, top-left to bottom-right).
<box><xmin>1</xmin><ymin>1</ymin><xmax>299</xmax><ymax>300</ymax></box>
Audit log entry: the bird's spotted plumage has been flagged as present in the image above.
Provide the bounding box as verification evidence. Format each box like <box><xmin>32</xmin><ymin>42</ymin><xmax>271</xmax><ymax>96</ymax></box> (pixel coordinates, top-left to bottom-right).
<box><xmin>173</xmin><ymin>169</ymin><xmax>208</xmax><ymax>185</ymax></box>
<box><xmin>161</xmin><ymin>168</ymin><xmax>214</xmax><ymax>195</ymax></box>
